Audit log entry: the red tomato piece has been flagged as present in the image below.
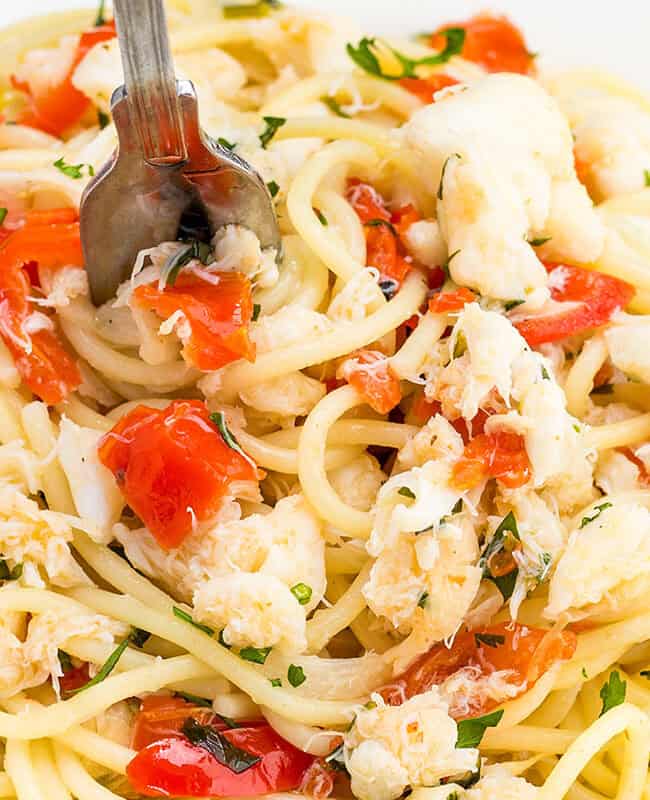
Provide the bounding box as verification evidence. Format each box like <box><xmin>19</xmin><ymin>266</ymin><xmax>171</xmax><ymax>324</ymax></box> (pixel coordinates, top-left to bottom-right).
<box><xmin>346</xmin><ymin>181</ymin><xmax>415</xmax><ymax>286</ymax></box>
<box><xmin>97</xmin><ymin>400</ymin><xmax>259</xmax><ymax>548</ymax></box>
<box><xmin>59</xmin><ymin>663</ymin><xmax>90</xmax><ymax>694</ymax></box>
<box><xmin>338</xmin><ymin>349</ymin><xmax>401</xmax><ymax>415</ymax></box>
<box><xmin>391</xmin><ymin>204</ymin><xmax>421</xmax><ymax>239</ymax></box>
<box><xmin>300</xmin><ymin>759</ymin><xmax>337</xmax><ymax>800</ymax></box>
<box><xmin>0</xmin><ymin>210</ymin><xmax>82</xmax><ymax>403</ymax></box>
<box><xmin>11</xmin><ymin>22</ymin><xmax>116</xmax><ymax>136</ymax></box>
<box><xmin>432</xmin><ymin>14</ymin><xmax>533</xmax><ymax>75</ymax></box>
<box><xmin>399</xmin><ymin>74</ymin><xmax>460</xmax><ymax>104</ymax></box>
<box><xmin>127</xmin><ymin>725</ymin><xmax>314</xmax><ymax>798</ymax></box>
<box><xmin>388</xmin><ymin>622</ymin><xmax>576</xmax><ymax>717</ymax></box>
<box><xmin>428</xmin><ymin>287</ymin><xmax>477</xmax><ymax>314</ymax></box>
<box><xmin>132</xmin><ymin>696</ymin><xmax>222</xmax><ymax>751</ymax></box>
<box><xmin>514</xmin><ymin>263</ymin><xmax>635</xmax><ymax>347</ymax></box>
<box><xmin>451</xmin><ymin>431</ymin><xmax>531</xmax><ymax>490</ymax></box>
<box><xmin>134</xmin><ymin>272</ymin><xmax>255</xmax><ymax>372</ymax></box>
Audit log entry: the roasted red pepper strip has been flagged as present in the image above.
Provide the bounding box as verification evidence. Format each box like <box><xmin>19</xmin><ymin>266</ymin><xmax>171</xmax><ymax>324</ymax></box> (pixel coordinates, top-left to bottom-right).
<box><xmin>11</xmin><ymin>22</ymin><xmax>116</xmax><ymax>136</ymax></box>
<box><xmin>97</xmin><ymin>400</ymin><xmax>259</xmax><ymax>548</ymax></box>
<box><xmin>514</xmin><ymin>263</ymin><xmax>634</xmax><ymax>346</ymax></box>
<box><xmin>428</xmin><ymin>287</ymin><xmax>477</xmax><ymax>314</ymax></box>
<box><xmin>338</xmin><ymin>349</ymin><xmax>402</xmax><ymax>415</ymax></box>
<box><xmin>127</xmin><ymin>724</ymin><xmax>314</xmax><ymax>798</ymax></box>
<box><xmin>451</xmin><ymin>431</ymin><xmax>531</xmax><ymax>490</ymax></box>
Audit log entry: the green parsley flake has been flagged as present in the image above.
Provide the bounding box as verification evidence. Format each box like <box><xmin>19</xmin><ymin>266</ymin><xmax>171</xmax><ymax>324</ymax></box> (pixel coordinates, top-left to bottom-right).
<box><xmin>398</xmin><ymin>486</ymin><xmax>416</xmax><ymax>499</ymax></box>
<box><xmin>321</xmin><ymin>95</ymin><xmax>350</xmax><ymax>118</ymax></box>
<box><xmin>0</xmin><ymin>208</ymin><xmax>7</xmax><ymax>226</ymax></box>
<box><xmin>174</xmin><ymin>691</ymin><xmax>213</xmax><ymax>709</ymax></box>
<box><xmin>173</xmin><ymin>606</ymin><xmax>215</xmax><ymax>636</ymax></box>
<box><xmin>287</xmin><ymin>664</ymin><xmax>306</xmax><ymax>687</ymax></box>
<box><xmin>582</xmin><ymin>667</ymin><xmax>589</xmax><ymax>679</ymax></box>
<box><xmin>94</xmin><ymin>0</ymin><xmax>106</xmax><ymax>26</ymax></box>
<box><xmin>456</xmin><ymin>709</ymin><xmax>504</xmax><ymax>748</ymax></box>
<box><xmin>599</xmin><ymin>670</ymin><xmax>626</xmax><ymax>717</ymax></box>
<box><xmin>314</xmin><ymin>208</ymin><xmax>328</xmax><ymax>226</ymax></box>
<box><xmin>239</xmin><ymin>646</ymin><xmax>272</xmax><ymax>664</ymax></box>
<box><xmin>259</xmin><ymin>116</ymin><xmax>286</xmax><ymax>149</ymax></box>
<box><xmin>97</xmin><ymin>110</ymin><xmax>110</xmax><ymax>129</ymax></box>
<box><xmin>346</xmin><ymin>29</ymin><xmax>465</xmax><ymax>81</ymax></box>
<box><xmin>290</xmin><ymin>582</ymin><xmax>313</xmax><ymax>605</ymax></box>
<box><xmin>67</xmin><ymin>637</ymin><xmax>129</xmax><ymax>694</ymax></box>
<box><xmin>474</xmin><ymin>633</ymin><xmax>505</xmax><ymax>648</ymax></box>
<box><xmin>580</xmin><ymin>502</ymin><xmax>612</xmax><ymax>529</ymax></box>
<box><xmin>527</xmin><ymin>236</ymin><xmax>552</xmax><ymax>247</ymax></box>
<box><xmin>252</xmin><ymin>303</ymin><xmax>261</xmax><ymax>322</ymax></box>
<box><xmin>210</xmin><ymin>411</ymin><xmax>258</xmax><ymax>472</ymax></box>
<box><xmin>267</xmin><ymin>180</ymin><xmax>280</xmax><ymax>198</ymax></box>
<box><xmin>54</xmin><ymin>157</ymin><xmax>95</xmax><ymax>180</ymax></box>
<box><xmin>270</xmin><ymin>677</ymin><xmax>282</xmax><ymax>687</ymax></box>
<box><xmin>217</xmin><ymin>137</ymin><xmax>236</xmax><ymax>151</ymax></box>
<box><xmin>438</xmin><ymin>153</ymin><xmax>461</xmax><ymax>201</ymax></box>
<box><xmin>0</xmin><ymin>560</ymin><xmax>22</xmax><ymax>582</ymax></box>
<box><xmin>222</xmin><ymin>0</ymin><xmax>282</xmax><ymax>19</ymax></box>
<box><xmin>417</xmin><ymin>592</ymin><xmax>429</xmax><ymax>609</ymax></box>
<box><xmin>365</xmin><ymin>218</ymin><xmax>397</xmax><ymax>236</ymax></box>
<box><xmin>645</xmin><ymin>169</ymin><xmax>650</xmax><ymax>187</ymax></box>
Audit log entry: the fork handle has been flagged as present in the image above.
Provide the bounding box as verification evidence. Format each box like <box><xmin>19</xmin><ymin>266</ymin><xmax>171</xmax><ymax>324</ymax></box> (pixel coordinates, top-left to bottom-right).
<box><xmin>113</xmin><ymin>0</ymin><xmax>186</xmax><ymax>165</ymax></box>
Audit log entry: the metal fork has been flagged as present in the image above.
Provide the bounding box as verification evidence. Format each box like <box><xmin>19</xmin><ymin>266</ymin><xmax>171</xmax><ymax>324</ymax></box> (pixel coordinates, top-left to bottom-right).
<box><xmin>80</xmin><ymin>0</ymin><xmax>280</xmax><ymax>306</ymax></box>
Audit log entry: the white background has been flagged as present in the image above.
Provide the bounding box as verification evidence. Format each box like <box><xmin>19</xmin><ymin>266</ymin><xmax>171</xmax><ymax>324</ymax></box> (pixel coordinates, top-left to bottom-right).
<box><xmin>2</xmin><ymin>1</ymin><xmax>650</xmax><ymax>88</ymax></box>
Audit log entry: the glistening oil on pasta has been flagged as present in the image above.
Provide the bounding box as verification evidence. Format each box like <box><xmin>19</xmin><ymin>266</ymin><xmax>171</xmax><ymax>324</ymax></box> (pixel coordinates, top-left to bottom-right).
<box><xmin>0</xmin><ymin>3</ymin><xmax>649</xmax><ymax>800</ymax></box>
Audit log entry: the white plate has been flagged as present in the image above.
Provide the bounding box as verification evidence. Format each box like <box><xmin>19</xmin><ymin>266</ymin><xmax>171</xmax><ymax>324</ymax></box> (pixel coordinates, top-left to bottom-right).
<box><xmin>2</xmin><ymin>1</ymin><xmax>650</xmax><ymax>90</ymax></box>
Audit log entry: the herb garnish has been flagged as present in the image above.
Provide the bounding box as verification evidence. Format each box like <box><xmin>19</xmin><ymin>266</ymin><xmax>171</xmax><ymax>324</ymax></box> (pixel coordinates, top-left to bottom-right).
<box><xmin>290</xmin><ymin>583</ymin><xmax>312</xmax><ymax>605</ymax></box>
<box><xmin>252</xmin><ymin>303</ymin><xmax>261</xmax><ymax>321</ymax></box>
<box><xmin>346</xmin><ymin>29</ymin><xmax>465</xmax><ymax>81</ymax></box>
<box><xmin>456</xmin><ymin>709</ymin><xmax>503</xmax><ymax>748</ymax></box>
<box><xmin>173</xmin><ymin>606</ymin><xmax>215</xmax><ymax>636</ymax></box>
<box><xmin>474</xmin><ymin>633</ymin><xmax>505</xmax><ymax>649</ymax></box>
<box><xmin>398</xmin><ymin>486</ymin><xmax>416</xmax><ymax>499</ymax></box>
<box><xmin>479</xmin><ymin>511</ymin><xmax>520</xmax><ymax>601</ymax></box>
<box><xmin>259</xmin><ymin>116</ymin><xmax>286</xmax><ymax>148</ymax></box>
<box><xmin>210</xmin><ymin>411</ymin><xmax>257</xmax><ymax>471</ymax></box>
<box><xmin>314</xmin><ymin>208</ymin><xmax>328</xmax><ymax>226</ymax></box>
<box><xmin>645</xmin><ymin>169</ymin><xmax>650</xmax><ymax>187</ymax></box>
<box><xmin>441</xmin><ymin>248</ymin><xmax>461</xmax><ymax>279</ymax></box>
<box><xmin>365</xmin><ymin>218</ymin><xmax>397</xmax><ymax>236</ymax></box>
<box><xmin>599</xmin><ymin>671</ymin><xmax>626</xmax><ymax>717</ymax></box>
<box><xmin>267</xmin><ymin>180</ymin><xmax>280</xmax><ymax>198</ymax></box>
<box><xmin>161</xmin><ymin>238</ymin><xmax>214</xmax><ymax>286</ymax></box>
<box><xmin>54</xmin><ymin>157</ymin><xmax>95</xmax><ymax>179</ymax></box>
<box><xmin>174</xmin><ymin>691</ymin><xmax>213</xmax><ymax>709</ymax></box>
<box><xmin>0</xmin><ymin>560</ymin><xmax>22</xmax><ymax>581</ymax></box>
<box><xmin>67</xmin><ymin>637</ymin><xmax>130</xmax><ymax>694</ymax></box>
<box><xmin>222</xmin><ymin>0</ymin><xmax>283</xmax><ymax>19</ymax></box>
<box><xmin>504</xmin><ymin>299</ymin><xmax>525</xmax><ymax>311</ymax></box>
<box><xmin>130</xmin><ymin>628</ymin><xmax>151</xmax><ymax>648</ymax></box>
<box><xmin>417</xmin><ymin>592</ymin><xmax>429</xmax><ymax>609</ymax></box>
<box><xmin>58</xmin><ymin>650</ymin><xmax>73</xmax><ymax>672</ymax></box>
<box><xmin>527</xmin><ymin>236</ymin><xmax>552</xmax><ymax>247</ymax></box>
<box><xmin>270</xmin><ymin>677</ymin><xmax>282</xmax><ymax>687</ymax></box>
<box><xmin>288</xmin><ymin>664</ymin><xmax>306</xmax><ymax>687</ymax></box>
<box><xmin>438</xmin><ymin>153</ymin><xmax>461</xmax><ymax>201</ymax></box>
<box><xmin>97</xmin><ymin>110</ymin><xmax>110</xmax><ymax>129</ymax></box>
<box><xmin>239</xmin><ymin>646</ymin><xmax>272</xmax><ymax>664</ymax></box>
<box><xmin>94</xmin><ymin>0</ymin><xmax>106</xmax><ymax>26</ymax></box>
<box><xmin>182</xmin><ymin>717</ymin><xmax>260</xmax><ymax>772</ymax></box>
<box><xmin>579</xmin><ymin>502</ymin><xmax>612</xmax><ymax>529</ymax></box>
<box><xmin>0</xmin><ymin>208</ymin><xmax>6</xmax><ymax>226</ymax></box>
<box><xmin>321</xmin><ymin>95</ymin><xmax>351</xmax><ymax>118</ymax></box>
<box><xmin>217</xmin><ymin>137</ymin><xmax>236</xmax><ymax>151</ymax></box>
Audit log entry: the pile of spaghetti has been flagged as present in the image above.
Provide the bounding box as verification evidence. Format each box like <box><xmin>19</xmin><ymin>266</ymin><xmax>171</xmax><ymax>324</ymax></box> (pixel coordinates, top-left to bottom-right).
<box><xmin>1</xmin><ymin>2</ymin><xmax>650</xmax><ymax>799</ymax></box>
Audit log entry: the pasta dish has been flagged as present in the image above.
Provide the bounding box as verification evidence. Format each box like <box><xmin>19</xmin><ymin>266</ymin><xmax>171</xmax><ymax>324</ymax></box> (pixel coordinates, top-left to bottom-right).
<box><xmin>1</xmin><ymin>2</ymin><xmax>650</xmax><ymax>798</ymax></box>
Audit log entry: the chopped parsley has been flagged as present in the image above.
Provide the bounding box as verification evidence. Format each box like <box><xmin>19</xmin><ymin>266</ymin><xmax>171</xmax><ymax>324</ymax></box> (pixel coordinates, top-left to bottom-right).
<box><xmin>290</xmin><ymin>582</ymin><xmax>313</xmax><ymax>605</ymax></box>
<box><xmin>417</xmin><ymin>591</ymin><xmax>429</xmax><ymax>609</ymax></box>
<box><xmin>447</xmin><ymin>794</ymin><xmax>460</xmax><ymax>800</ymax></box>
<box><xmin>537</xmin><ymin>552</ymin><xmax>553</xmax><ymax>583</ymax></box>
<box><xmin>182</xmin><ymin>717</ymin><xmax>260</xmax><ymax>772</ymax></box>
<box><xmin>94</xmin><ymin>0</ymin><xmax>106</xmax><ymax>26</ymax></box>
<box><xmin>479</xmin><ymin>511</ymin><xmax>520</xmax><ymax>601</ymax></box>
<box><xmin>582</xmin><ymin>667</ymin><xmax>589</xmax><ymax>679</ymax></box>
<box><xmin>599</xmin><ymin>671</ymin><xmax>626</xmax><ymax>717</ymax></box>
<box><xmin>239</xmin><ymin>646</ymin><xmax>272</xmax><ymax>665</ymax></box>
<box><xmin>441</xmin><ymin>248</ymin><xmax>461</xmax><ymax>279</ymax></box>
<box><xmin>174</xmin><ymin>691</ymin><xmax>213</xmax><ymax>709</ymax></box>
<box><xmin>68</xmin><ymin>637</ymin><xmax>130</xmax><ymax>694</ymax></box>
<box><xmin>252</xmin><ymin>303</ymin><xmax>261</xmax><ymax>322</ymax></box>
<box><xmin>527</xmin><ymin>236</ymin><xmax>552</xmax><ymax>247</ymax></box>
<box><xmin>346</xmin><ymin>29</ymin><xmax>465</xmax><ymax>81</ymax></box>
<box><xmin>269</xmin><ymin>677</ymin><xmax>282</xmax><ymax>687</ymax></box>
<box><xmin>222</xmin><ymin>0</ymin><xmax>283</xmax><ymax>18</ymax></box>
<box><xmin>321</xmin><ymin>95</ymin><xmax>350</xmax><ymax>118</ymax></box>
<box><xmin>438</xmin><ymin>153</ymin><xmax>461</xmax><ymax>200</ymax></box>
<box><xmin>211</xmin><ymin>412</ymin><xmax>257</xmax><ymax>471</ymax></box>
<box><xmin>314</xmin><ymin>208</ymin><xmax>328</xmax><ymax>226</ymax></box>
<box><xmin>474</xmin><ymin>633</ymin><xmax>505</xmax><ymax>649</ymax></box>
<box><xmin>504</xmin><ymin>299</ymin><xmax>525</xmax><ymax>311</ymax></box>
<box><xmin>217</xmin><ymin>137</ymin><xmax>236</xmax><ymax>151</ymax></box>
<box><xmin>58</xmin><ymin>650</ymin><xmax>73</xmax><ymax>672</ymax></box>
<box><xmin>0</xmin><ymin>208</ymin><xmax>6</xmax><ymax>226</ymax></box>
<box><xmin>379</xmin><ymin>279</ymin><xmax>398</xmax><ymax>300</ymax></box>
<box><xmin>173</xmin><ymin>606</ymin><xmax>215</xmax><ymax>636</ymax></box>
<box><xmin>0</xmin><ymin>559</ymin><xmax>22</xmax><ymax>582</ymax></box>
<box><xmin>645</xmin><ymin>169</ymin><xmax>650</xmax><ymax>187</ymax></box>
<box><xmin>267</xmin><ymin>180</ymin><xmax>280</xmax><ymax>198</ymax></box>
<box><xmin>456</xmin><ymin>709</ymin><xmax>503</xmax><ymax>748</ymax></box>
<box><xmin>452</xmin><ymin>330</ymin><xmax>467</xmax><ymax>359</ymax></box>
<box><xmin>364</xmin><ymin>218</ymin><xmax>397</xmax><ymax>236</ymax></box>
<box><xmin>541</xmin><ymin>366</ymin><xmax>550</xmax><ymax>380</ymax></box>
<box><xmin>130</xmin><ymin>628</ymin><xmax>151</xmax><ymax>648</ymax></box>
<box><xmin>160</xmin><ymin>238</ymin><xmax>214</xmax><ymax>286</ymax></box>
<box><xmin>287</xmin><ymin>664</ymin><xmax>306</xmax><ymax>687</ymax></box>
<box><xmin>97</xmin><ymin>110</ymin><xmax>110</xmax><ymax>129</ymax></box>
<box><xmin>398</xmin><ymin>486</ymin><xmax>416</xmax><ymax>499</ymax></box>
<box><xmin>259</xmin><ymin>116</ymin><xmax>286</xmax><ymax>149</ymax></box>
<box><xmin>579</xmin><ymin>501</ymin><xmax>612</xmax><ymax>529</ymax></box>
<box><xmin>54</xmin><ymin>157</ymin><xmax>95</xmax><ymax>179</ymax></box>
